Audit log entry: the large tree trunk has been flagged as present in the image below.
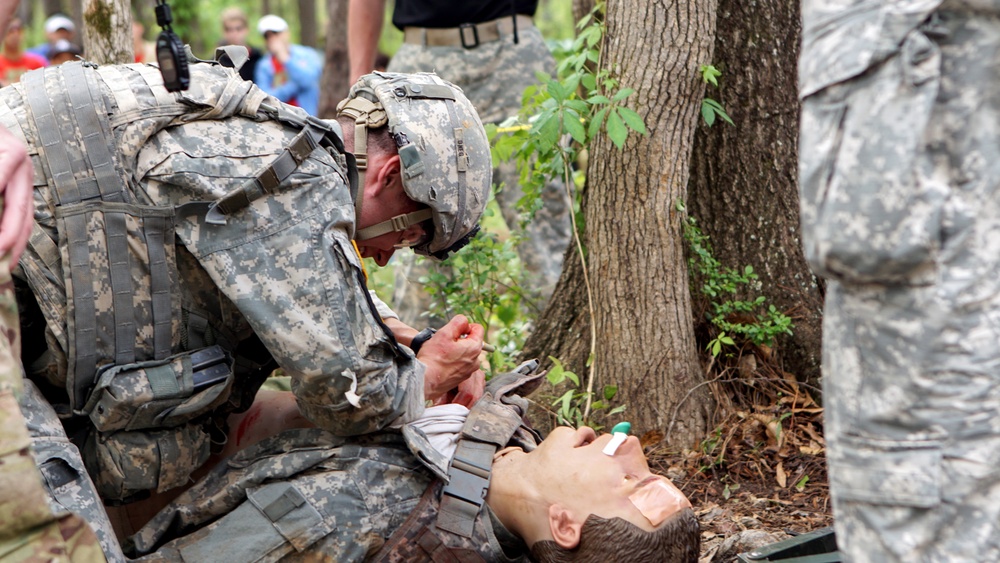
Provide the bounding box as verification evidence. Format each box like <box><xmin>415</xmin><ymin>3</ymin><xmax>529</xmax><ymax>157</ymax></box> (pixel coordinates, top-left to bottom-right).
<box><xmin>299</xmin><ymin>0</ymin><xmax>318</xmax><ymax>48</ymax></box>
<box><xmin>686</xmin><ymin>0</ymin><xmax>824</xmax><ymax>390</ymax></box>
<box><xmin>83</xmin><ymin>0</ymin><xmax>132</xmax><ymax>64</ymax></box>
<box><xmin>318</xmin><ymin>0</ymin><xmax>349</xmax><ymax>117</ymax></box>
<box><xmin>525</xmin><ymin>0</ymin><xmax>716</xmax><ymax>448</ymax></box>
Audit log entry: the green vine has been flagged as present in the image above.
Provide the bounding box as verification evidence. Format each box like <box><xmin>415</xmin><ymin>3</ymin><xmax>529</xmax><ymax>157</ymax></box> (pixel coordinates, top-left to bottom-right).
<box><xmin>489</xmin><ymin>2</ymin><xmax>646</xmax><ymax>421</ymax></box>
<box><xmin>681</xmin><ymin>206</ymin><xmax>793</xmax><ymax>356</ymax></box>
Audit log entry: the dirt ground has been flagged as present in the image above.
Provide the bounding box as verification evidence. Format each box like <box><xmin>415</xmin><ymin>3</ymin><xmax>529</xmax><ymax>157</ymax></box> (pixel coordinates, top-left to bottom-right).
<box><xmin>647</xmin><ymin>395</ymin><xmax>832</xmax><ymax>562</ymax></box>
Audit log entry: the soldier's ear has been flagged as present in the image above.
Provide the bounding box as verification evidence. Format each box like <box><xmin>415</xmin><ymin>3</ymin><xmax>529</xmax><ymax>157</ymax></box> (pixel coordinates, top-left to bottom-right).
<box><xmin>547</xmin><ymin>504</ymin><xmax>583</xmax><ymax>549</ymax></box>
<box><xmin>373</xmin><ymin>155</ymin><xmax>402</xmax><ymax>197</ymax></box>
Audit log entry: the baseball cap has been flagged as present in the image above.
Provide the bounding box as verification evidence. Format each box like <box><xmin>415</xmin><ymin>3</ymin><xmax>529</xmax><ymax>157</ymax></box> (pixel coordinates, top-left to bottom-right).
<box><xmin>50</xmin><ymin>39</ymin><xmax>82</xmax><ymax>58</ymax></box>
<box><xmin>44</xmin><ymin>14</ymin><xmax>75</xmax><ymax>34</ymax></box>
<box><xmin>257</xmin><ymin>15</ymin><xmax>288</xmax><ymax>35</ymax></box>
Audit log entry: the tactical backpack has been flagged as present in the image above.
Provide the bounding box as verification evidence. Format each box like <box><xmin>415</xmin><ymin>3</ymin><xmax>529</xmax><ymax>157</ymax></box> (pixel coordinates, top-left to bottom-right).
<box><xmin>0</xmin><ymin>53</ymin><xmax>349</xmax><ymax>502</ymax></box>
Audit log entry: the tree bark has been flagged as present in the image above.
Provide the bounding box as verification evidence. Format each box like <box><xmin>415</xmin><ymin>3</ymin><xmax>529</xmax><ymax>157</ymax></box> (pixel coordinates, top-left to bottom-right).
<box><xmin>686</xmin><ymin>0</ymin><xmax>824</xmax><ymax>390</ymax></box>
<box><xmin>525</xmin><ymin>0</ymin><xmax>717</xmax><ymax>447</ymax></box>
<box><xmin>298</xmin><ymin>0</ymin><xmax>318</xmax><ymax>48</ymax></box>
<box><xmin>83</xmin><ymin>0</ymin><xmax>132</xmax><ymax>64</ymax></box>
<box><xmin>318</xmin><ymin>0</ymin><xmax>350</xmax><ymax>118</ymax></box>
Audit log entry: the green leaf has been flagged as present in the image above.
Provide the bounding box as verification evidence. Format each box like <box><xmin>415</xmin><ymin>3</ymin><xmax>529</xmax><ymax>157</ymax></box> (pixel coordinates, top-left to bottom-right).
<box><xmin>700</xmin><ymin>64</ymin><xmax>722</xmax><ymax>87</ymax></box>
<box><xmin>536</xmin><ymin>113</ymin><xmax>561</xmax><ymax>149</ymax></box>
<box><xmin>564</xmin><ymin>369</ymin><xmax>580</xmax><ymax>387</ymax></box>
<box><xmin>604</xmin><ymin>385</ymin><xmax>618</xmax><ymax>401</ymax></box>
<box><xmin>606</xmin><ymin>109</ymin><xmax>628</xmax><ymax>149</ymax></box>
<box><xmin>587</xmin><ymin>94</ymin><xmax>612</xmax><ymax>105</ymax></box>
<box><xmin>563</xmin><ymin>110</ymin><xmax>587</xmax><ymax>143</ymax></box>
<box><xmin>612</xmin><ymin>87</ymin><xmax>635</xmax><ymax>102</ymax></box>
<box><xmin>589</xmin><ymin>107</ymin><xmax>608</xmax><ymax>139</ymax></box>
<box><xmin>617</xmin><ymin>106</ymin><xmax>647</xmax><ymax>134</ymax></box>
<box><xmin>581</xmin><ymin>73</ymin><xmax>597</xmax><ymax>91</ymax></box>
<box><xmin>701</xmin><ymin>100</ymin><xmax>716</xmax><ymax>127</ymax></box>
<box><xmin>546</xmin><ymin>355</ymin><xmax>566</xmax><ymax>385</ymax></box>
<box><xmin>564</xmin><ymin>99</ymin><xmax>589</xmax><ymax>114</ymax></box>
<box><xmin>795</xmin><ymin>474</ymin><xmax>810</xmax><ymax>492</ymax></box>
<box><xmin>547</xmin><ymin>80</ymin><xmax>568</xmax><ymax>103</ymax></box>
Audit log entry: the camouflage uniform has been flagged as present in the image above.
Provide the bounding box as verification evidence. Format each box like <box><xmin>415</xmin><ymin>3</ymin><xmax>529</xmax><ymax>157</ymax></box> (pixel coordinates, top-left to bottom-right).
<box><xmin>1</xmin><ymin>61</ymin><xmax>485</xmax><ymax>559</ymax></box>
<box><xmin>799</xmin><ymin>1</ymin><xmax>1000</xmax><ymax>560</ymax></box>
<box><xmin>0</xmin><ymin>247</ymin><xmax>105</xmax><ymax>561</ymax></box>
<box><xmin>388</xmin><ymin>16</ymin><xmax>571</xmax><ymax>325</ymax></box>
<box><xmin>127</xmin><ymin>369</ymin><xmax>540</xmax><ymax>561</ymax></box>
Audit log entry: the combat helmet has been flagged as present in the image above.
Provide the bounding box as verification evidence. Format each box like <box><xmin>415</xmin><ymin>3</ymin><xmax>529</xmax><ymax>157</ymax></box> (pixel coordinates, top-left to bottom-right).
<box><xmin>336</xmin><ymin>72</ymin><xmax>491</xmax><ymax>259</ymax></box>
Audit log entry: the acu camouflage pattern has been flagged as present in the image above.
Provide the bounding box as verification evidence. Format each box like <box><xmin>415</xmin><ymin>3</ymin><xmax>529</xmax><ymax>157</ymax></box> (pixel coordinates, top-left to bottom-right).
<box><xmin>129</xmin><ymin>369</ymin><xmax>541</xmax><ymax>562</ymax></box>
<box><xmin>388</xmin><ymin>22</ymin><xmax>571</xmax><ymax>325</ymax></box>
<box><xmin>347</xmin><ymin>72</ymin><xmax>492</xmax><ymax>258</ymax></box>
<box><xmin>0</xmin><ymin>59</ymin><xmax>448</xmax><ymax>558</ymax></box>
<box><xmin>799</xmin><ymin>2</ymin><xmax>1000</xmax><ymax>561</ymax></box>
<box><xmin>0</xmin><ymin>249</ymin><xmax>105</xmax><ymax>561</ymax></box>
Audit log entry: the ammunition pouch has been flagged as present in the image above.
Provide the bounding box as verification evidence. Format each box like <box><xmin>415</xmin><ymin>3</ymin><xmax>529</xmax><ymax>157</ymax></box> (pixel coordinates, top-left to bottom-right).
<box><xmin>82</xmin><ymin>346</ymin><xmax>234</xmax><ymax>500</ymax></box>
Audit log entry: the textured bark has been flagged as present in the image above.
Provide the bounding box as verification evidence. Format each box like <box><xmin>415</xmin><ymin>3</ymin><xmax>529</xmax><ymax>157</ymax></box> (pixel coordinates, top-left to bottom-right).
<box><xmin>572</xmin><ymin>0</ymin><xmax>596</xmax><ymax>24</ymax></box>
<box><xmin>318</xmin><ymin>0</ymin><xmax>350</xmax><ymax>118</ymax></box>
<box><xmin>83</xmin><ymin>0</ymin><xmax>132</xmax><ymax>64</ymax></box>
<box><xmin>524</xmin><ymin>0</ymin><xmax>716</xmax><ymax>447</ymax></box>
<box><xmin>298</xmin><ymin>0</ymin><xmax>318</xmax><ymax>48</ymax></box>
<box><xmin>686</xmin><ymin>0</ymin><xmax>824</xmax><ymax>389</ymax></box>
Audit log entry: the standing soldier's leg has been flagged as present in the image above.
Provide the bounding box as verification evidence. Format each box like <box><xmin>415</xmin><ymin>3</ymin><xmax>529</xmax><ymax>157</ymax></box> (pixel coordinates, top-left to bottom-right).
<box><xmin>0</xmin><ymin>253</ymin><xmax>107</xmax><ymax>562</ymax></box>
<box><xmin>387</xmin><ymin>25</ymin><xmax>571</xmax><ymax>322</ymax></box>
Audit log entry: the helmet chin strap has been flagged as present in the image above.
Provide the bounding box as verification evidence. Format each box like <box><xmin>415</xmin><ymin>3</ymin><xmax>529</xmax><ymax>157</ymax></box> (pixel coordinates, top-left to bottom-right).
<box><xmin>336</xmin><ymin>94</ymin><xmax>388</xmax><ymax>237</ymax></box>
<box><xmin>355</xmin><ymin>208</ymin><xmax>434</xmax><ymax>241</ymax></box>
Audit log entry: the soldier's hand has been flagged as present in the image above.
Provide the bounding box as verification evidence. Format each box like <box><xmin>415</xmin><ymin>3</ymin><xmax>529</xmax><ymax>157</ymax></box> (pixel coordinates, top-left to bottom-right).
<box><xmin>419</xmin><ymin>314</ymin><xmax>486</xmax><ymax>403</ymax></box>
<box><xmin>0</xmin><ymin>126</ymin><xmax>34</xmax><ymax>267</ymax></box>
<box><xmin>431</xmin><ymin>368</ymin><xmax>485</xmax><ymax>409</ymax></box>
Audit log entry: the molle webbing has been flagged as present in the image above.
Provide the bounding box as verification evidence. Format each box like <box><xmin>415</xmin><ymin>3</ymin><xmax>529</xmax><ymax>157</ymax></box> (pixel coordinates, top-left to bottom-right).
<box><xmin>24</xmin><ymin>65</ymin><xmax>137</xmax><ymax>408</ymax></box>
<box><xmin>437</xmin><ymin>390</ymin><xmax>523</xmax><ymax>538</ymax></box>
<box><xmin>23</xmin><ymin>66</ymin><xmax>125</xmax><ymax>206</ymax></box>
<box><xmin>15</xmin><ymin>62</ymin><xmax>263</xmax><ymax>411</ymax></box>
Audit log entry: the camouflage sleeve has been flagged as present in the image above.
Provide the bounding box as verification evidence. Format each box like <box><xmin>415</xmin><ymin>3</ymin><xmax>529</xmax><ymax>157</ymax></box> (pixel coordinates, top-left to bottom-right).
<box><xmin>139</xmin><ymin>118</ymin><xmax>426</xmax><ymax>436</ymax></box>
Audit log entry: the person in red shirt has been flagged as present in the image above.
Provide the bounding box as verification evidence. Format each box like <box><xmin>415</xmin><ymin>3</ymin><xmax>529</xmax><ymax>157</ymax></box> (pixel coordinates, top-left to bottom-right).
<box><xmin>0</xmin><ymin>18</ymin><xmax>46</xmax><ymax>86</ymax></box>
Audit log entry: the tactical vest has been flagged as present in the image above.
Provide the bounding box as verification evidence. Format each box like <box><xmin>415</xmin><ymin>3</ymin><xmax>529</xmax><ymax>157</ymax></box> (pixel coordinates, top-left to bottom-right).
<box><xmin>375</xmin><ymin>365</ymin><xmax>542</xmax><ymax>563</ymax></box>
<box><xmin>1</xmin><ymin>55</ymin><xmax>351</xmax><ymax>502</ymax></box>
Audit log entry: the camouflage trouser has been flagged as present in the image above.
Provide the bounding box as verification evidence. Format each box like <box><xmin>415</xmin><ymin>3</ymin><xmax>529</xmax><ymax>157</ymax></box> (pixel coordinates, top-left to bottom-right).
<box><xmin>387</xmin><ymin>23</ymin><xmax>571</xmax><ymax>326</ymax></box>
<box><xmin>804</xmin><ymin>10</ymin><xmax>1000</xmax><ymax>562</ymax></box>
<box><xmin>18</xmin><ymin>380</ymin><xmax>125</xmax><ymax>561</ymax></box>
<box><xmin>0</xmin><ymin>253</ymin><xmax>106</xmax><ymax>562</ymax></box>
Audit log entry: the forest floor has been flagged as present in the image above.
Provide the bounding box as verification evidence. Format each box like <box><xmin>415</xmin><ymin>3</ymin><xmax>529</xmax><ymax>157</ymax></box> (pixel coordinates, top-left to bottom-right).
<box><xmin>647</xmin><ymin>392</ymin><xmax>833</xmax><ymax>562</ymax></box>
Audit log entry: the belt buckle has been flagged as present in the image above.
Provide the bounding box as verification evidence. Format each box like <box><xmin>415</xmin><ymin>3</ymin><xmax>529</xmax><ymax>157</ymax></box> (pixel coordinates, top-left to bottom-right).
<box><xmin>459</xmin><ymin>22</ymin><xmax>479</xmax><ymax>49</ymax></box>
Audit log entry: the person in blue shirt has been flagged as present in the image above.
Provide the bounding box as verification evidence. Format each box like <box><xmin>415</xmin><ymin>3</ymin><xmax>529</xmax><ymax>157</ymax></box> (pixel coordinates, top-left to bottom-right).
<box><xmin>254</xmin><ymin>14</ymin><xmax>322</xmax><ymax>116</ymax></box>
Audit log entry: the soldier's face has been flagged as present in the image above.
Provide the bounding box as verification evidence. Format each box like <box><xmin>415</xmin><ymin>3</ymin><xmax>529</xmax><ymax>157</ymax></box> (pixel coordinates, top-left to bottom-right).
<box><xmin>526</xmin><ymin>426</ymin><xmax>691</xmax><ymax>531</ymax></box>
<box><xmin>356</xmin><ymin>222</ymin><xmax>428</xmax><ymax>266</ymax></box>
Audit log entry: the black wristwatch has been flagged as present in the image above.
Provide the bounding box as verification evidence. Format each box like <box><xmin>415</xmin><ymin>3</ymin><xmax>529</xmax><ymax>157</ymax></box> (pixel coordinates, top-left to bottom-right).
<box><xmin>409</xmin><ymin>327</ymin><xmax>437</xmax><ymax>355</ymax></box>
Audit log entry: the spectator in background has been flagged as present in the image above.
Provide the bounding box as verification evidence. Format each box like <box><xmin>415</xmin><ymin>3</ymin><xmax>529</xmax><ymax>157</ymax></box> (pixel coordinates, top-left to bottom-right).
<box><xmin>0</xmin><ymin>18</ymin><xmax>46</xmax><ymax>86</ymax></box>
<box><xmin>28</xmin><ymin>13</ymin><xmax>74</xmax><ymax>61</ymax></box>
<box><xmin>132</xmin><ymin>22</ymin><xmax>155</xmax><ymax>64</ymax></box>
<box><xmin>255</xmin><ymin>14</ymin><xmax>322</xmax><ymax>116</ymax></box>
<box><xmin>219</xmin><ymin>7</ymin><xmax>262</xmax><ymax>83</ymax></box>
<box><xmin>47</xmin><ymin>38</ymin><xmax>81</xmax><ymax>66</ymax></box>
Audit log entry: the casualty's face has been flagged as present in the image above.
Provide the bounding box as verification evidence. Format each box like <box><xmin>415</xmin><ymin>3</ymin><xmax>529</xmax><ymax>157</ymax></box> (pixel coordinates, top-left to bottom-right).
<box><xmin>527</xmin><ymin>426</ymin><xmax>692</xmax><ymax>531</ymax></box>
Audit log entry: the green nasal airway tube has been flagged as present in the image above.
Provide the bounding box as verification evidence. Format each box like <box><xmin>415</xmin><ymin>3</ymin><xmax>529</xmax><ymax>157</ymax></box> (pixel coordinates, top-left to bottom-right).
<box><xmin>611</xmin><ymin>421</ymin><xmax>631</xmax><ymax>435</ymax></box>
